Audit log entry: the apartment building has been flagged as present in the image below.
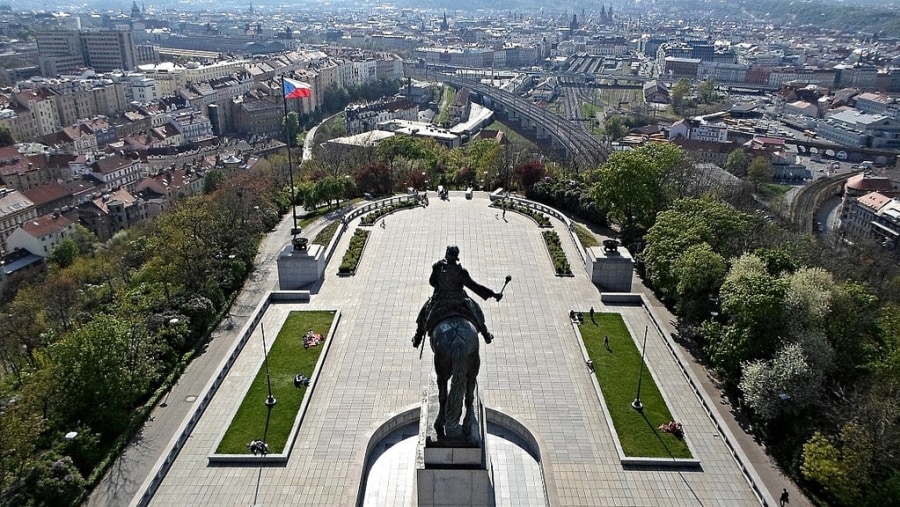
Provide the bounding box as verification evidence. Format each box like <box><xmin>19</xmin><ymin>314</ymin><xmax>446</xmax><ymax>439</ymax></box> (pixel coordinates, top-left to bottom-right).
<box><xmin>0</xmin><ymin>188</ymin><xmax>37</xmax><ymax>253</ymax></box>
<box><xmin>817</xmin><ymin>110</ymin><xmax>900</xmax><ymax>149</ymax></box>
<box><xmin>843</xmin><ymin>191</ymin><xmax>900</xmax><ymax>249</ymax></box>
<box><xmin>37</xmin><ymin>30</ymin><xmax>137</xmax><ymax>76</ymax></box>
<box><xmin>345</xmin><ymin>98</ymin><xmax>418</xmax><ymax>135</ymax></box>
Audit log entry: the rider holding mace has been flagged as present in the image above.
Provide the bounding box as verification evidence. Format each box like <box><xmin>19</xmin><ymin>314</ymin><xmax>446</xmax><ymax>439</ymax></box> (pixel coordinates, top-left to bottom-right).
<box><xmin>412</xmin><ymin>245</ymin><xmax>502</xmax><ymax>348</ymax></box>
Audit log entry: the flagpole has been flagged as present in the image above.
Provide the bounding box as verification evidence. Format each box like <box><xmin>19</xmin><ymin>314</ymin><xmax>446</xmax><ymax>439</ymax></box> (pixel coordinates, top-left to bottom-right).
<box><xmin>282</xmin><ymin>74</ymin><xmax>300</xmax><ymax>236</ymax></box>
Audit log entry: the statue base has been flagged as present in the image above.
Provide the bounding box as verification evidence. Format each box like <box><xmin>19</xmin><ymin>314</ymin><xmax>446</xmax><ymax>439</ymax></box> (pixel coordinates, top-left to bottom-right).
<box><xmin>277</xmin><ymin>241</ymin><xmax>323</xmax><ymax>289</ymax></box>
<box><xmin>416</xmin><ymin>385</ymin><xmax>494</xmax><ymax>506</ymax></box>
<box><xmin>586</xmin><ymin>245</ymin><xmax>633</xmax><ymax>292</ymax></box>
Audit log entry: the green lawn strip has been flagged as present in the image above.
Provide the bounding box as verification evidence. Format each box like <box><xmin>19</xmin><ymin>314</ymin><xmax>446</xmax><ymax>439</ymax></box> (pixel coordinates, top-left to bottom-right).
<box><xmin>579</xmin><ymin>314</ymin><xmax>692</xmax><ymax>458</ymax></box>
<box><xmin>573</xmin><ymin>223</ymin><xmax>599</xmax><ymax>248</ymax></box>
<box><xmin>217</xmin><ymin>311</ymin><xmax>336</xmax><ymax>454</ymax></box>
<box><xmin>312</xmin><ymin>220</ymin><xmax>340</xmax><ymax>245</ymax></box>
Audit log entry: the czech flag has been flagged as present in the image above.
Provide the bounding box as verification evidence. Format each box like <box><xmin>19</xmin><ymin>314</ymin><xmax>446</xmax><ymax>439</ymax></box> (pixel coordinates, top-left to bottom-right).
<box><xmin>283</xmin><ymin>77</ymin><xmax>312</xmax><ymax>99</ymax></box>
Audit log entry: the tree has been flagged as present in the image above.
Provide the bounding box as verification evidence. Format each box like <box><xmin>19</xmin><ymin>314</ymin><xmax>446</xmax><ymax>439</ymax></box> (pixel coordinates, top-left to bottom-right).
<box><xmin>352</xmin><ymin>162</ymin><xmax>392</xmax><ymax>197</ymax></box>
<box><xmin>0</xmin><ymin>126</ymin><xmax>14</xmax><ymax>147</ymax></box>
<box><xmin>826</xmin><ymin>282</ymin><xmax>882</xmax><ymax>379</ymax></box>
<box><xmin>465</xmin><ymin>139</ymin><xmax>503</xmax><ymax>188</ymax></box>
<box><xmin>739</xmin><ymin>342</ymin><xmax>824</xmax><ymax>421</ymax></box>
<box><xmin>720</xmin><ymin>254</ymin><xmax>787</xmax><ymax>336</ymax></box>
<box><xmin>377</xmin><ymin>135</ymin><xmax>434</xmax><ymax>193</ymax></box>
<box><xmin>513</xmin><ymin>160</ymin><xmax>547</xmax><ymax>193</ymax></box>
<box><xmin>49</xmin><ymin>313</ymin><xmax>161</xmax><ymax>437</ymax></box>
<box><xmin>203</xmin><ymin>169</ymin><xmax>226</xmax><ymax>194</ymax></box>
<box><xmin>282</xmin><ymin>111</ymin><xmax>300</xmax><ymax>147</ymax></box>
<box><xmin>591</xmin><ymin>143</ymin><xmax>689</xmax><ymax>245</ymax></box>
<box><xmin>673</xmin><ymin>243</ymin><xmax>728</xmax><ymax>323</ymax></box>
<box><xmin>603</xmin><ymin>115</ymin><xmax>626</xmax><ymax>142</ymax></box>
<box><xmin>702</xmin><ymin>253</ymin><xmax>788</xmax><ymax>383</ymax></box>
<box><xmin>802</xmin><ymin>422</ymin><xmax>875</xmax><ymax>505</ymax></box>
<box><xmin>747</xmin><ymin>156</ymin><xmax>773</xmax><ymax>186</ymax></box>
<box><xmin>48</xmin><ymin>238</ymin><xmax>79</xmax><ymax>269</ymax></box>
<box><xmin>782</xmin><ymin>267</ymin><xmax>836</xmax><ymax>334</ymax></box>
<box><xmin>697</xmin><ymin>79</ymin><xmax>717</xmax><ymax>103</ymax></box>
<box><xmin>725</xmin><ymin>149</ymin><xmax>750</xmax><ymax>177</ymax></box>
<box><xmin>642</xmin><ymin>197</ymin><xmax>750</xmax><ymax>301</ymax></box>
<box><xmin>671</xmin><ymin>78</ymin><xmax>691</xmax><ymax>108</ymax></box>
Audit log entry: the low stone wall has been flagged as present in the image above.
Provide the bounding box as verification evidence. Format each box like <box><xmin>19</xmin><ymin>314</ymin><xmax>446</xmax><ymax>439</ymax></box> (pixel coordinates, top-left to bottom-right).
<box><xmin>131</xmin><ymin>291</ymin><xmax>323</xmax><ymax>507</ymax></box>
<box><xmin>343</xmin><ymin>194</ymin><xmax>421</xmax><ymax>223</ymax></box>
<box><xmin>575</xmin><ymin>293</ymin><xmax>776</xmax><ymax>506</ymax></box>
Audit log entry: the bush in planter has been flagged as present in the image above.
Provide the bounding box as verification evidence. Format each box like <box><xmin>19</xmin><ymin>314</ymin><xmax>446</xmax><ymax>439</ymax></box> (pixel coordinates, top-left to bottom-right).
<box><xmin>313</xmin><ymin>220</ymin><xmax>340</xmax><ymax>245</ymax></box>
<box><xmin>360</xmin><ymin>199</ymin><xmax>419</xmax><ymax>226</ymax></box>
<box><xmin>338</xmin><ymin>229</ymin><xmax>370</xmax><ymax>274</ymax></box>
<box><xmin>491</xmin><ymin>200</ymin><xmax>551</xmax><ymax>227</ymax></box>
<box><xmin>542</xmin><ymin>230</ymin><xmax>572</xmax><ymax>275</ymax></box>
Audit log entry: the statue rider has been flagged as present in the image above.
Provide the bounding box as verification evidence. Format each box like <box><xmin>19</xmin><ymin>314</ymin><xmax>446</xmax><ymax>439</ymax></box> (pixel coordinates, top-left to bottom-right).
<box><xmin>412</xmin><ymin>245</ymin><xmax>502</xmax><ymax>348</ymax></box>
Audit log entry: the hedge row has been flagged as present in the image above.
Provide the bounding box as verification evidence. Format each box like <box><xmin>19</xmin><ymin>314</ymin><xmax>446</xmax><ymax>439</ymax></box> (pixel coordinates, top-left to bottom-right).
<box><xmin>360</xmin><ymin>199</ymin><xmax>419</xmax><ymax>226</ymax></box>
<box><xmin>338</xmin><ymin>229</ymin><xmax>370</xmax><ymax>274</ymax></box>
<box><xmin>313</xmin><ymin>219</ymin><xmax>341</xmax><ymax>245</ymax></box>
<box><xmin>542</xmin><ymin>230</ymin><xmax>572</xmax><ymax>276</ymax></box>
<box><xmin>491</xmin><ymin>200</ymin><xmax>551</xmax><ymax>227</ymax></box>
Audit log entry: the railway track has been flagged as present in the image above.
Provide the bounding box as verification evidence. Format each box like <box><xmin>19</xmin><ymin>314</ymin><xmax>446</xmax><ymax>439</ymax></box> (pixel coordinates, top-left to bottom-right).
<box><xmin>442</xmin><ymin>75</ymin><xmax>608</xmax><ymax>169</ymax></box>
<box><xmin>788</xmin><ymin>173</ymin><xmax>855</xmax><ymax>233</ymax></box>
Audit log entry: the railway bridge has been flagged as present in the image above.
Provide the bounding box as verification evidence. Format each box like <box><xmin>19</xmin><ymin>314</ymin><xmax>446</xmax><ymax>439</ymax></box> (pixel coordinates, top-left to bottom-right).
<box><xmin>440</xmin><ymin>74</ymin><xmax>609</xmax><ymax>170</ymax></box>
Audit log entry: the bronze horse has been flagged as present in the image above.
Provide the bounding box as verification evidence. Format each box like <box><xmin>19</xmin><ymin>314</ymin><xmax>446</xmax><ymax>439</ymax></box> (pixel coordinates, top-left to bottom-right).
<box><xmin>429</xmin><ymin>315</ymin><xmax>481</xmax><ymax>442</ymax></box>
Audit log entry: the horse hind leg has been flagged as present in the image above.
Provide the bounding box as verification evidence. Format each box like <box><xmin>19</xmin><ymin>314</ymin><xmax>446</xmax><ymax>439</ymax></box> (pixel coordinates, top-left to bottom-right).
<box><xmin>444</xmin><ymin>340</ymin><xmax>468</xmax><ymax>439</ymax></box>
<box><xmin>434</xmin><ymin>373</ymin><xmax>448</xmax><ymax>438</ymax></box>
<box><xmin>462</xmin><ymin>367</ymin><xmax>477</xmax><ymax>436</ymax></box>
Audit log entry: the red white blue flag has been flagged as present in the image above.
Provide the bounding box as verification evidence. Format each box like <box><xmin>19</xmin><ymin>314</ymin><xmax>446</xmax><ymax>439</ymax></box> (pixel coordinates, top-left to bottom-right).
<box><xmin>283</xmin><ymin>77</ymin><xmax>312</xmax><ymax>99</ymax></box>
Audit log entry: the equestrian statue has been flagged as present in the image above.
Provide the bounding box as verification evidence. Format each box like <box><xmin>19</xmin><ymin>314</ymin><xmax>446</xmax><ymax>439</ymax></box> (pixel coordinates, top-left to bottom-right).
<box><xmin>412</xmin><ymin>245</ymin><xmax>511</xmax><ymax>443</ymax></box>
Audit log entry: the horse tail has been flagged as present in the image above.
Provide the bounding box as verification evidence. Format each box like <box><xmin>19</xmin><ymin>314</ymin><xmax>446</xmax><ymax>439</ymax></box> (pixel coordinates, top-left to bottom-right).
<box><xmin>444</xmin><ymin>334</ymin><xmax>468</xmax><ymax>436</ymax></box>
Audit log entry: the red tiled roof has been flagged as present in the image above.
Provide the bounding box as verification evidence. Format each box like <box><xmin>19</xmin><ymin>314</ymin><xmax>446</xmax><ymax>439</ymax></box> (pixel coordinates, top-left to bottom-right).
<box><xmin>847</xmin><ymin>173</ymin><xmax>894</xmax><ymax>192</ymax></box>
<box><xmin>22</xmin><ymin>181</ymin><xmax>73</xmax><ymax>206</ymax></box>
<box><xmin>92</xmin><ymin>155</ymin><xmax>135</xmax><ymax>175</ymax></box>
<box><xmin>0</xmin><ymin>146</ymin><xmax>36</xmax><ymax>178</ymax></box>
<box><xmin>857</xmin><ymin>191</ymin><xmax>891</xmax><ymax>210</ymax></box>
<box><xmin>22</xmin><ymin>213</ymin><xmax>73</xmax><ymax>238</ymax></box>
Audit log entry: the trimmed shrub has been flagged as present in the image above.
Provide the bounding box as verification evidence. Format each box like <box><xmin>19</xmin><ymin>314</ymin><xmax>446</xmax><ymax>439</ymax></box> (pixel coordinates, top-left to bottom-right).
<box><xmin>313</xmin><ymin>220</ymin><xmax>340</xmax><ymax>245</ymax></box>
<box><xmin>491</xmin><ymin>200</ymin><xmax>551</xmax><ymax>227</ymax></box>
<box><xmin>338</xmin><ymin>229</ymin><xmax>369</xmax><ymax>274</ymax></box>
<box><xmin>360</xmin><ymin>199</ymin><xmax>419</xmax><ymax>226</ymax></box>
<box><xmin>542</xmin><ymin>230</ymin><xmax>572</xmax><ymax>275</ymax></box>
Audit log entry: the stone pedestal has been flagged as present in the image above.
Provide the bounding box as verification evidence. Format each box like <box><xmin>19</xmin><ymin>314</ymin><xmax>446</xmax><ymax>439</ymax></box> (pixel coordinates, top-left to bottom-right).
<box><xmin>277</xmin><ymin>241</ymin><xmax>324</xmax><ymax>290</ymax></box>
<box><xmin>416</xmin><ymin>385</ymin><xmax>494</xmax><ymax>506</ymax></box>
<box><xmin>586</xmin><ymin>245</ymin><xmax>634</xmax><ymax>292</ymax></box>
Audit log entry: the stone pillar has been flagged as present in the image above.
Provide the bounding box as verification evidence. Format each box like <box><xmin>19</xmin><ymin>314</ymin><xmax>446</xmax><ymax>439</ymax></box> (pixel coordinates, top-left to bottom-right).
<box><xmin>416</xmin><ymin>385</ymin><xmax>494</xmax><ymax>507</ymax></box>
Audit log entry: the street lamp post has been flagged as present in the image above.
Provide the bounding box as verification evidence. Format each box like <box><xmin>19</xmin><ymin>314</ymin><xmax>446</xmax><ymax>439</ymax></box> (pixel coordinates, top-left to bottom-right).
<box><xmin>261</xmin><ymin>323</ymin><xmax>276</xmax><ymax>408</ymax></box>
<box><xmin>632</xmin><ymin>326</ymin><xmax>649</xmax><ymax>411</ymax></box>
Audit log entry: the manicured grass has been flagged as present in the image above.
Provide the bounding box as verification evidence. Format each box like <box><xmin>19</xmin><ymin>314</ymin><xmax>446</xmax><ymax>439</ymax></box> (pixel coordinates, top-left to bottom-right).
<box><xmin>216</xmin><ymin>311</ymin><xmax>336</xmax><ymax>454</ymax></box>
<box><xmin>573</xmin><ymin>223</ymin><xmax>599</xmax><ymax>248</ymax></box>
<box><xmin>579</xmin><ymin>314</ymin><xmax>692</xmax><ymax>458</ymax></box>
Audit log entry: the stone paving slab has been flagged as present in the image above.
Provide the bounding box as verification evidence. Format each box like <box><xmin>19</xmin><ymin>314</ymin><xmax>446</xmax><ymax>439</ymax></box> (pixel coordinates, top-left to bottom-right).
<box><xmin>148</xmin><ymin>192</ymin><xmax>762</xmax><ymax>506</ymax></box>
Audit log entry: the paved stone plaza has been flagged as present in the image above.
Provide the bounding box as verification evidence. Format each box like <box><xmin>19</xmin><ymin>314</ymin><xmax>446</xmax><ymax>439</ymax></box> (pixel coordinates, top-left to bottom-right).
<box><xmin>145</xmin><ymin>192</ymin><xmax>765</xmax><ymax>506</ymax></box>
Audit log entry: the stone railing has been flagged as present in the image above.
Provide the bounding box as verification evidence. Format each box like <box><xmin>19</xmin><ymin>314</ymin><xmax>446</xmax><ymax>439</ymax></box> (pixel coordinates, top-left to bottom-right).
<box><xmin>343</xmin><ymin>194</ymin><xmax>422</xmax><ymax>224</ymax></box>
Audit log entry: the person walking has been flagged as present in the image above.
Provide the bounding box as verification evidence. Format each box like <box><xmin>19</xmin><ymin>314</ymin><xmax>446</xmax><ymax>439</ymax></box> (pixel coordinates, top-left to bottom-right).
<box><xmin>589</xmin><ymin>306</ymin><xmax>596</xmax><ymax>324</ymax></box>
<box><xmin>780</xmin><ymin>488</ymin><xmax>789</xmax><ymax>507</ymax></box>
